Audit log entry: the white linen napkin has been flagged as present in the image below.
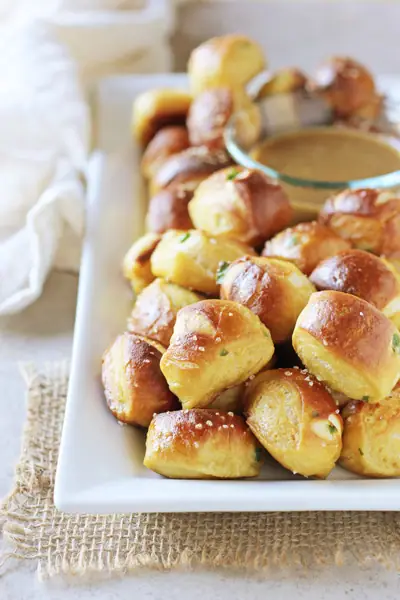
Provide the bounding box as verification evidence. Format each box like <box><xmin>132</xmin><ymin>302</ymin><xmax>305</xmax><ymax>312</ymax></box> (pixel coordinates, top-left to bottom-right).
<box><xmin>0</xmin><ymin>0</ymin><xmax>174</xmax><ymax>314</ymax></box>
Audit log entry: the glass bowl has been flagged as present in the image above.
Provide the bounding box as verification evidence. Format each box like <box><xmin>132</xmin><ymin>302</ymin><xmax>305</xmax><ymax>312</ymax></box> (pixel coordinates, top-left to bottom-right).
<box><xmin>224</xmin><ymin>90</ymin><xmax>400</xmax><ymax>222</ymax></box>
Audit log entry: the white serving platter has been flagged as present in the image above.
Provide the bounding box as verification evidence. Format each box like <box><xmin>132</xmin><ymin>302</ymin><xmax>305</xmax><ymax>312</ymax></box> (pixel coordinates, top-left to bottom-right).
<box><xmin>55</xmin><ymin>73</ymin><xmax>400</xmax><ymax>513</ymax></box>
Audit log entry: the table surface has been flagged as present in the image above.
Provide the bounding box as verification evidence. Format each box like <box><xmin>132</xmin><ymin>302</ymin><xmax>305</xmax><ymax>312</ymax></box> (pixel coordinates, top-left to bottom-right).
<box><xmin>2</xmin><ymin>2</ymin><xmax>400</xmax><ymax>598</ymax></box>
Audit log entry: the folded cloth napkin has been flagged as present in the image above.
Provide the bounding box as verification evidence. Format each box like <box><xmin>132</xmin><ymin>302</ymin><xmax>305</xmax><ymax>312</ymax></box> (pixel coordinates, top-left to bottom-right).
<box><xmin>0</xmin><ymin>0</ymin><xmax>174</xmax><ymax>315</ymax></box>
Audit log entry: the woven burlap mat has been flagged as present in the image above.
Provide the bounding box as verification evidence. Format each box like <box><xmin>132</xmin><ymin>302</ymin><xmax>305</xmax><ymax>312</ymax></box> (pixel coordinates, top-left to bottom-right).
<box><xmin>1</xmin><ymin>362</ymin><xmax>400</xmax><ymax>579</ymax></box>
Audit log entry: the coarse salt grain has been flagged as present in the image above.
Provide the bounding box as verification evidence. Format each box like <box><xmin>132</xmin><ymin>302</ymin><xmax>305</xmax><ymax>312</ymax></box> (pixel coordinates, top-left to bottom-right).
<box><xmin>222</xmin><ymin>424</ymin><xmax>228</xmax><ymax>429</ymax></box>
<box><xmin>198</xmin><ymin>346</ymin><xmax>205</xmax><ymax>352</ymax></box>
<box><xmin>230</xmin><ymin>424</ymin><xmax>235</xmax><ymax>428</ymax></box>
<box><xmin>228</xmin><ymin>412</ymin><xmax>234</xmax><ymax>417</ymax></box>
<box><xmin>322</xmin><ymin>340</ymin><xmax>328</xmax><ymax>346</ymax></box>
<box><xmin>206</xmin><ymin>420</ymin><xmax>213</xmax><ymax>426</ymax></box>
<box><xmin>308</xmin><ymin>382</ymin><xmax>314</xmax><ymax>387</ymax></box>
<box><xmin>195</xmin><ymin>423</ymin><xmax>203</xmax><ymax>430</ymax></box>
<box><xmin>285</xmin><ymin>371</ymin><xmax>292</xmax><ymax>376</ymax></box>
<box><xmin>194</xmin><ymin>442</ymin><xmax>200</xmax><ymax>448</ymax></box>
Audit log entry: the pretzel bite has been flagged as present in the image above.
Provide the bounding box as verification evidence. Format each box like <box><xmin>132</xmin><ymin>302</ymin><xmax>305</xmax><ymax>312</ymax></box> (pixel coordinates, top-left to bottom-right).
<box><xmin>310</xmin><ymin>249</ymin><xmax>400</xmax><ymax>328</ymax></box>
<box><xmin>256</xmin><ymin>67</ymin><xmax>307</xmax><ymax>99</ymax></box>
<box><xmin>186</xmin><ymin>87</ymin><xmax>261</xmax><ymax>150</ymax></box>
<box><xmin>127</xmin><ymin>278</ymin><xmax>203</xmax><ymax>347</ymax></box>
<box><xmin>151</xmin><ymin>229</ymin><xmax>255</xmax><ymax>295</ymax></box>
<box><xmin>146</xmin><ymin>186</ymin><xmax>194</xmax><ymax>234</ymax></box>
<box><xmin>340</xmin><ymin>387</ymin><xmax>400</xmax><ymax>477</ymax></box>
<box><xmin>262</xmin><ymin>221</ymin><xmax>351</xmax><ymax>275</ymax></box>
<box><xmin>150</xmin><ymin>146</ymin><xmax>233</xmax><ymax>196</ymax></box>
<box><xmin>293</xmin><ymin>291</ymin><xmax>400</xmax><ymax>402</ymax></box>
<box><xmin>319</xmin><ymin>188</ymin><xmax>400</xmax><ymax>255</ymax></box>
<box><xmin>141</xmin><ymin>126</ymin><xmax>190</xmax><ymax>180</ymax></box>
<box><xmin>220</xmin><ymin>256</ymin><xmax>315</xmax><ymax>343</ymax></box>
<box><xmin>102</xmin><ymin>332</ymin><xmax>178</xmax><ymax>428</ymax></box>
<box><xmin>311</xmin><ymin>56</ymin><xmax>378</xmax><ymax>118</ymax></box>
<box><xmin>245</xmin><ymin>369</ymin><xmax>342</xmax><ymax>478</ymax></box>
<box><xmin>122</xmin><ymin>233</ymin><xmax>162</xmax><ymax>294</ymax></box>
<box><xmin>144</xmin><ymin>409</ymin><xmax>262</xmax><ymax>479</ymax></box>
<box><xmin>189</xmin><ymin>167</ymin><xmax>292</xmax><ymax>246</ymax></box>
<box><xmin>188</xmin><ymin>34</ymin><xmax>266</xmax><ymax>96</ymax></box>
<box><xmin>132</xmin><ymin>89</ymin><xmax>191</xmax><ymax>147</ymax></box>
<box><xmin>160</xmin><ymin>299</ymin><xmax>274</xmax><ymax>409</ymax></box>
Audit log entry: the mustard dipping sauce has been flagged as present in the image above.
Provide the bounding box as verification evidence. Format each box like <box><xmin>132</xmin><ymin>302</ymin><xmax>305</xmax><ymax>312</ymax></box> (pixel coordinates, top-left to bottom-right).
<box><xmin>252</xmin><ymin>127</ymin><xmax>400</xmax><ymax>220</ymax></box>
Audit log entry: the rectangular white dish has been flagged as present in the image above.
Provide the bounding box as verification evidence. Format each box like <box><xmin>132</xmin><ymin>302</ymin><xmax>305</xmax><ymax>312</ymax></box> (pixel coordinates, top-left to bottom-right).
<box><xmin>55</xmin><ymin>73</ymin><xmax>400</xmax><ymax>513</ymax></box>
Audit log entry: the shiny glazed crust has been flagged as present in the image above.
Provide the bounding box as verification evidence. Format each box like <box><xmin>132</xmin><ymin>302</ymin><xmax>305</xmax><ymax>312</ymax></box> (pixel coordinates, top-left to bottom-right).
<box><xmin>144</xmin><ymin>409</ymin><xmax>263</xmax><ymax>479</ymax></box>
<box><xmin>187</xmin><ymin>34</ymin><xmax>266</xmax><ymax>96</ymax></box>
<box><xmin>160</xmin><ymin>299</ymin><xmax>275</xmax><ymax>409</ymax></box>
<box><xmin>189</xmin><ymin>167</ymin><xmax>292</xmax><ymax>246</ymax></box>
<box><xmin>146</xmin><ymin>186</ymin><xmax>194</xmax><ymax>234</ymax></box>
<box><xmin>311</xmin><ymin>56</ymin><xmax>377</xmax><ymax>118</ymax></box>
<box><xmin>150</xmin><ymin>146</ymin><xmax>233</xmax><ymax>195</ymax></box>
<box><xmin>122</xmin><ymin>233</ymin><xmax>162</xmax><ymax>294</ymax></box>
<box><xmin>150</xmin><ymin>229</ymin><xmax>255</xmax><ymax>295</ymax></box>
<box><xmin>340</xmin><ymin>389</ymin><xmax>400</xmax><ymax>477</ymax></box>
<box><xmin>141</xmin><ymin>126</ymin><xmax>190</xmax><ymax>180</ymax></box>
<box><xmin>101</xmin><ymin>333</ymin><xmax>178</xmax><ymax>428</ymax></box>
<box><xmin>310</xmin><ymin>249</ymin><xmax>400</xmax><ymax>325</ymax></box>
<box><xmin>127</xmin><ymin>278</ymin><xmax>203</xmax><ymax>347</ymax></box>
<box><xmin>187</xmin><ymin>87</ymin><xmax>261</xmax><ymax>150</ymax></box>
<box><xmin>319</xmin><ymin>188</ymin><xmax>400</xmax><ymax>255</ymax></box>
<box><xmin>132</xmin><ymin>89</ymin><xmax>192</xmax><ymax>147</ymax></box>
<box><xmin>245</xmin><ymin>368</ymin><xmax>342</xmax><ymax>478</ymax></box>
<box><xmin>262</xmin><ymin>221</ymin><xmax>351</xmax><ymax>275</ymax></box>
<box><xmin>220</xmin><ymin>256</ymin><xmax>315</xmax><ymax>343</ymax></box>
<box><xmin>293</xmin><ymin>291</ymin><xmax>400</xmax><ymax>401</ymax></box>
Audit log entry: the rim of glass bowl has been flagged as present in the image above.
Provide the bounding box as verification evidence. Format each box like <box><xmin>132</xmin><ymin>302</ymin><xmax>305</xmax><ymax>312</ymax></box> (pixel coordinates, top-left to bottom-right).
<box><xmin>224</xmin><ymin>117</ymin><xmax>400</xmax><ymax>191</ymax></box>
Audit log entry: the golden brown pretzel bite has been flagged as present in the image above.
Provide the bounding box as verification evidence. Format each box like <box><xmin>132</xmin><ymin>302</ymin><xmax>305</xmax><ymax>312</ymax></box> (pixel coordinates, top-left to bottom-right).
<box><xmin>187</xmin><ymin>87</ymin><xmax>261</xmax><ymax>150</ymax></box>
<box><xmin>102</xmin><ymin>332</ymin><xmax>178</xmax><ymax>428</ymax></box>
<box><xmin>311</xmin><ymin>56</ymin><xmax>378</xmax><ymax>118</ymax></box>
<box><xmin>146</xmin><ymin>186</ymin><xmax>194</xmax><ymax>234</ymax></box>
<box><xmin>127</xmin><ymin>278</ymin><xmax>203</xmax><ymax>347</ymax></box>
<box><xmin>319</xmin><ymin>188</ymin><xmax>400</xmax><ymax>256</ymax></box>
<box><xmin>340</xmin><ymin>386</ymin><xmax>400</xmax><ymax>477</ymax></box>
<box><xmin>150</xmin><ymin>146</ymin><xmax>233</xmax><ymax>196</ymax></box>
<box><xmin>188</xmin><ymin>34</ymin><xmax>266</xmax><ymax>96</ymax></box>
<box><xmin>132</xmin><ymin>89</ymin><xmax>191</xmax><ymax>147</ymax></box>
<box><xmin>293</xmin><ymin>290</ymin><xmax>400</xmax><ymax>402</ymax></box>
<box><xmin>160</xmin><ymin>299</ymin><xmax>274</xmax><ymax>409</ymax></box>
<box><xmin>245</xmin><ymin>368</ymin><xmax>342</xmax><ymax>478</ymax></box>
<box><xmin>144</xmin><ymin>409</ymin><xmax>263</xmax><ymax>479</ymax></box>
<box><xmin>141</xmin><ymin>126</ymin><xmax>190</xmax><ymax>180</ymax></box>
<box><xmin>262</xmin><ymin>221</ymin><xmax>351</xmax><ymax>275</ymax></box>
<box><xmin>310</xmin><ymin>249</ymin><xmax>400</xmax><ymax>328</ymax></box>
<box><xmin>189</xmin><ymin>167</ymin><xmax>292</xmax><ymax>246</ymax></box>
<box><xmin>151</xmin><ymin>229</ymin><xmax>255</xmax><ymax>296</ymax></box>
<box><xmin>220</xmin><ymin>256</ymin><xmax>315</xmax><ymax>343</ymax></box>
<box><xmin>122</xmin><ymin>233</ymin><xmax>162</xmax><ymax>295</ymax></box>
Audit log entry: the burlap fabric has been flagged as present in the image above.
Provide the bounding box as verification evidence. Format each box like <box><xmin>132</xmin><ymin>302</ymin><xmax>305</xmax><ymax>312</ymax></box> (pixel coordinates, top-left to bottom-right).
<box><xmin>1</xmin><ymin>363</ymin><xmax>400</xmax><ymax>579</ymax></box>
